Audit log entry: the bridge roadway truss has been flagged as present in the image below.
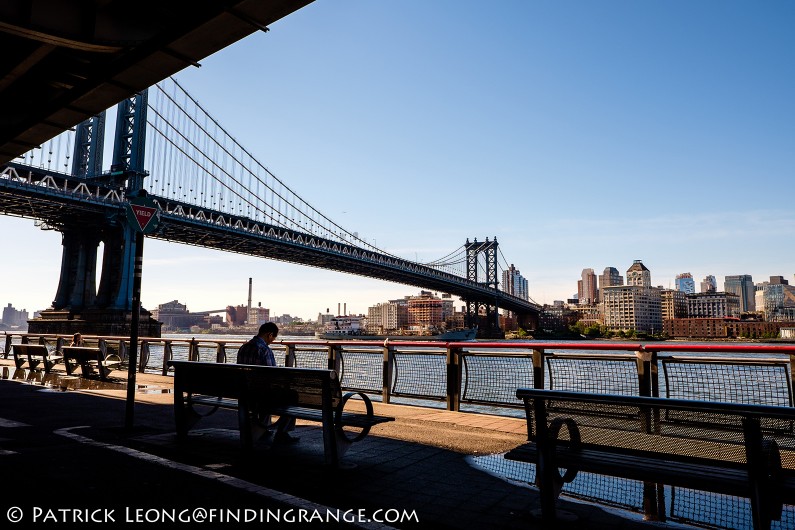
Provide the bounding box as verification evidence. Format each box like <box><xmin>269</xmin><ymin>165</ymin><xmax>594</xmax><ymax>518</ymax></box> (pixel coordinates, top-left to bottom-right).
<box><xmin>0</xmin><ymin>162</ymin><xmax>541</xmax><ymax>325</ymax></box>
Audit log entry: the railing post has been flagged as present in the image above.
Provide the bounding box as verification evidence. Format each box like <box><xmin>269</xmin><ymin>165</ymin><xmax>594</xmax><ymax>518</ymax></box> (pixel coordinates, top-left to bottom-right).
<box><xmin>189</xmin><ymin>338</ymin><xmax>199</xmax><ymax>362</ymax></box>
<box><xmin>650</xmin><ymin>349</ymin><xmax>659</xmax><ymax>398</ymax></box>
<box><xmin>285</xmin><ymin>343</ymin><xmax>296</xmax><ymax>367</ymax></box>
<box><xmin>115</xmin><ymin>339</ymin><xmax>124</xmax><ymax>361</ymax></box>
<box><xmin>636</xmin><ymin>347</ymin><xmax>662</xmax><ymax>522</ymax></box>
<box><xmin>98</xmin><ymin>339</ymin><xmax>108</xmax><ymax>357</ymax></box>
<box><xmin>3</xmin><ymin>333</ymin><xmax>11</xmax><ymax>358</ymax></box>
<box><xmin>532</xmin><ymin>348</ymin><xmax>545</xmax><ymax>389</ymax></box>
<box><xmin>446</xmin><ymin>346</ymin><xmax>462</xmax><ymax>411</ymax></box>
<box><xmin>789</xmin><ymin>353</ymin><xmax>795</xmax><ymax>407</ymax></box>
<box><xmin>216</xmin><ymin>342</ymin><xmax>226</xmax><ymax>364</ymax></box>
<box><xmin>382</xmin><ymin>341</ymin><xmax>394</xmax><ymax>404</ymax></box>
<box><xmin>139</xmin><ymin>341</ymin><xmax>150</xmax><ymax>373</ymax></box>
<box><xmin>331</xmin><ymin>345</ymin><xmax>342</xmax><ymax>375</ymax></box>
<box><xmin>636</xmin><ymin>348</ymin><xmax>653</xmax><ymax>397</ymax></box>
<box><xmin>162</xmin><ymin>340</ymin><xmax>173</xmax><ymax>375</ymax></box>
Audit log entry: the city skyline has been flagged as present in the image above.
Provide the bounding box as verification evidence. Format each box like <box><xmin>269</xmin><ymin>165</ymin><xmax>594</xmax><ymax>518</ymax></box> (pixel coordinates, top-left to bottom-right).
<box><xmin>1</xmin><ymin>1</ymin><xmax>793</xmax><ymax>321</ymax></box>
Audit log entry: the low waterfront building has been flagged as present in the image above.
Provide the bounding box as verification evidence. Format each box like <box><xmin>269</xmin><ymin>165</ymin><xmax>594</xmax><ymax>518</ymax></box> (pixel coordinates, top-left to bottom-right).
<box><xmin>153</xmin><ymin>300</ymin><xmax>208</xmax><ymax>332</ymax></box>
<box><xmin>408</xmin><ymin>291</ymin><xmax>445</xmax><ymax>331</ymax></box>
<box><xmin>367</xmin><ymin>299</ymin><xmax>409</xmax><ymax>334</ymax></box>
<box><xmin>226</xmin><ymin>305</ymin><xmax>248</xmax><ymax>327</ymax></box>
<box><xmin>248</xmin><ymin>304</ymin><xmax>270</xmax><ymax>325</ymax></box>
<box><xmin>755</xmin><ymin>277</ymin><xmax>795</xmax><ymax>322</ymax></box>
<box><xmin>686</xmin><ymin>292</ymin><xmax>740</xmax><ymax>319</ymax></box>
<box><xmin>661</xmin><ymin>289</ymin><xmax>687</xmax><ymax>320</ymax></box>
<box><xmin>576</xmin><ymin>305</ymin><xmax>603</xmax><ymax>328</ymax></box>
<box><xmin>539</xmin><ymin>302</ymin><xmax>578</xmax><ymax>332</ymax></box>
<box><xmin>602</xmin><ymin>285</ymin><xmax>662</xmax><ymax>334</ymax></box>
<box><xmin>663</xmin><ymin>318</ymin><xmax>793</xmax><ymax>339</ymax></box>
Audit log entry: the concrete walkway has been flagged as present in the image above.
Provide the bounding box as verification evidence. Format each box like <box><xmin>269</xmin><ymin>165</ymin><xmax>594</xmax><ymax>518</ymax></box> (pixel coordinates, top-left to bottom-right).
<box><xmin>0</xmin><ymin>359</ymin><xmax>666</xmax><ymax>529</ymax></box>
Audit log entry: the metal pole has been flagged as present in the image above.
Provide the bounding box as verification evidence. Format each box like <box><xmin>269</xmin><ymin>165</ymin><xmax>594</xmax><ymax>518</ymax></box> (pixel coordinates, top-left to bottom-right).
<box><xmin>125</xmin><ymin>230</ymin><xmax>144</xmax><ymax>429</ymax></box>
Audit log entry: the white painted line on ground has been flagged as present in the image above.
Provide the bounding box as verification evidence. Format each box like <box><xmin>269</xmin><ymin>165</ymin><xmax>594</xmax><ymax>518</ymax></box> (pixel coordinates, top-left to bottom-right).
<box><xmin>54</xmin><ymin>426</ymin><xmax>398</xmax><ymax>530</ymax></box>
<box><xmin>0</xmin><ymin>418</ymin><xmax>30</xmax><ymax>427</ymax></box>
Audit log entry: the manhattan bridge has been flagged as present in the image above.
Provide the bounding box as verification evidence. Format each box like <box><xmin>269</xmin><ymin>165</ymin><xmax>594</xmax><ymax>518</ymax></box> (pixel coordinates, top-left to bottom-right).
<box><xmin>0</xmin><ymin>78</ymin><xmax>540</xmax><ymax>338</ymax></box>
<box><xmin>0</xmin><ymin>2</ymin><xmax>540</xmax><ymax>338</ymax></box>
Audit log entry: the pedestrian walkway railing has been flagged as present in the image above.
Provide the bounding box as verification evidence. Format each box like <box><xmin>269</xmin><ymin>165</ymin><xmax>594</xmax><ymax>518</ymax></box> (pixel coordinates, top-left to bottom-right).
<box><xmin>5</xmin><ymin>331</ymin><xmax>795</xmax><ymax>530</ymax></box>
<box><xmin>4</xmin><ymin>332</ymin><xmax>795</xmax><ymax>412</ymax></box>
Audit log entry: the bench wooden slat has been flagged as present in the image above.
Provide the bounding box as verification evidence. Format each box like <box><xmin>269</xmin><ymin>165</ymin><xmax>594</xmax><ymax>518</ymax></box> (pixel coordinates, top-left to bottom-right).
<box><xmin>506</xmin><ymin>442</ymin><xmax>752</xmax><ymax>497</ymax></box>
<box><xmin>188</xmin><ymin>395</ymin><xmax>240</xmax><ymax>410</ymax></box>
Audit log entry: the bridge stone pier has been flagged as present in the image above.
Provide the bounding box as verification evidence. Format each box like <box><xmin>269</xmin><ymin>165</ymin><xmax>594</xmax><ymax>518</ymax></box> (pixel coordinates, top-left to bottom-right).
<box><xmin>29</xmin><ymin>225</ymin><xmax>161</xmax><ymax>338</ymax></box>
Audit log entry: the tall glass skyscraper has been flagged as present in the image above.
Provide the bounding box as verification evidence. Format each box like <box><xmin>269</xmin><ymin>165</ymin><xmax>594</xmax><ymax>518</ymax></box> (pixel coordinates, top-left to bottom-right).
<box><xmin>724</xmin><ymin>274</ymin><xmax>755</xmax><ymax>312</ymax></box>
<box><xmin>675</xmin><ymin>272</ymin><xmax>696</xmax><ymax>294</ymax></box>
<box><xmin>578</xmin><ymin>268</ymin><xmax>598</xmax><ymax>305</ymax></box>
<box><xmin>502</xmin><ymin>264</ymin><xmax>529</xmax><ymax>301</ymax></box>
<box><xmin>599</xmin><ymin>267</ymin><xmax>623</xmax><ymax>302</ymax></box>
<box><xmin>701</xmin><ymin>275</ymin><xmax>717</xmax><ymax>293</ymax></box>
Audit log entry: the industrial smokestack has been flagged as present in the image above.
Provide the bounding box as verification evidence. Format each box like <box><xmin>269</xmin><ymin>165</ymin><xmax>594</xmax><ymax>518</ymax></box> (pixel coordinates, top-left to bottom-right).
<box><xmin>247</xmin><ymin>278</ymin><xmax>252</xmax><ymax>325</ymax></box>
<box><xmin>344</xmin><ymin>303</ymin><xmax>347</xmax><ymax>316</ymax></box>
<box><xmin>337</xmin><ymin>303</ymin><xmax>340</xmax><ymax>316</ymax></box>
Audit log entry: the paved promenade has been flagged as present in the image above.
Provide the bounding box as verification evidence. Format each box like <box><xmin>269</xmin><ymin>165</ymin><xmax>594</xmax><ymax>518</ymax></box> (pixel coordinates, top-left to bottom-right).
<box><xmin>0</xmin><ymin>359</ymin><xmax>666</xmax><ymax>529</ymax></box>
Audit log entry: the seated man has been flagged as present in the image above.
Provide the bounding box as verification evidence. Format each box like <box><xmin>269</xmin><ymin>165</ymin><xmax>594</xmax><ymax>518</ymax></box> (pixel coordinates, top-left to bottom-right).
<box><xmin>237</xmin><ymin>322</ymin><xmax>298</xmax><ymax>444</ymax></box>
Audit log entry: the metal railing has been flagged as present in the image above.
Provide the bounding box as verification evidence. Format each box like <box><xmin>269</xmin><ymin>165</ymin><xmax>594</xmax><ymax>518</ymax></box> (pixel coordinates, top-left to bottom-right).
<box><xmin>4</xmin><ymin>333</ymin><xmax>795</xmax><ymax>412</ymax></box>
<box><xmin>6</xmin><ymin>331</ymin><xmax>795</xmax><ymax>530</ymax></box>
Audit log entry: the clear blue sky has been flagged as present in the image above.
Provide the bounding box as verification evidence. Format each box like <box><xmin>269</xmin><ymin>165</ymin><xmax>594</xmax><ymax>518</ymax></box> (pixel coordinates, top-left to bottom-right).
<box><xmin>3</xmin><ymin>0</ymin><xmax>794</xmax><ymax>320</ymax></box>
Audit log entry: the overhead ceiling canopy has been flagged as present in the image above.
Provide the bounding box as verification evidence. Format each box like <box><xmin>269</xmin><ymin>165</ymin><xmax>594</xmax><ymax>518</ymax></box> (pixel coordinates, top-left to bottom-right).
<box><xmin>0</xmin><ymin>0</ymin><xmax>314</xmax><ymax>164</ymax></box>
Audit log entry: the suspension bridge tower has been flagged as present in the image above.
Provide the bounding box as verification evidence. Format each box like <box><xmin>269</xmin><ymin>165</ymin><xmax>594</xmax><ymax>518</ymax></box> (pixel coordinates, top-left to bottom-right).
<box><xmin>28</xmin><ymin>91</ymin><xmax>162</xmax><ymax>337</ymax></box>
<box><xmin>464</xmin><ymin>237</ymin><xmax>505</xmax><ymax>339</ymax></box>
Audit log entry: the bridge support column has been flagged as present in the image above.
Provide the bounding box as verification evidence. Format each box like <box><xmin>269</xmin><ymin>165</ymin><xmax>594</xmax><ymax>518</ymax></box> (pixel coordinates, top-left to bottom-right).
<box><xmin>52</xmin><ymin>228</ymin><xmax>100</xmax><ymax>310</ymax></box>
<box><xmin>96</xmin><ymin>223</ymin><xmax>137</xmax><ymax>311</ymax></box>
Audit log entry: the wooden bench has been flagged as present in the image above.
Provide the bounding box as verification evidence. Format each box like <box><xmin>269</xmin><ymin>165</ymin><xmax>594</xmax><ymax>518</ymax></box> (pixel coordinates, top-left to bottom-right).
<box><xmin>168</xmin><ymin>360</ymin><xmax>395</xmax><ymax>467</ymax></box>
<box><xmin>62</xmin><ymin>346</ymin><xmax>121</xmax><ymax>381</ymax></box>
<box><xmin>12</xmin><ymin>344</ymin><xmax>63</xmax><ymax>373</ymax></box>
<box><xmin>505</xmin><ymin>388</ymin><xmax>795</xmax><ymax>530</ymax></box>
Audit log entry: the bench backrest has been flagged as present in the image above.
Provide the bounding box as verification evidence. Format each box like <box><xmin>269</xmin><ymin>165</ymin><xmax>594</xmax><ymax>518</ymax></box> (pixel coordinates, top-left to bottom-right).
<box><xmin>517</xmin><ymin>388</ymin><xmax>795</xmax><ymax>469</ymax></box>
<box><xmin>62</xmin><ymin>346</ymin><xmax>104</xmax><ymax>361</ymax></box>
<box><xmin>13</xmin><ymin>344</ymin><xmax>49</xmax><ymax>356</ymax></box>
<box><xmin>169</xmin><ymin>361</ymin><xmax>341</xmax><ymax>409</ymax></box>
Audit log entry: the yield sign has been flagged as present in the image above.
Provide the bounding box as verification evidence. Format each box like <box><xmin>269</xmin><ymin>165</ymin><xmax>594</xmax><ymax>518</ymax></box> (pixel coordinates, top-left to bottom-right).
<box><xmin>125</xmin><ymin>195</ymin><xmax>161</xmax><ymax>234</ymax></box>
<box><xmin>131</xmin><ymin>204</ymin><xmax>157</xmax><ymax>232</ymax></box>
